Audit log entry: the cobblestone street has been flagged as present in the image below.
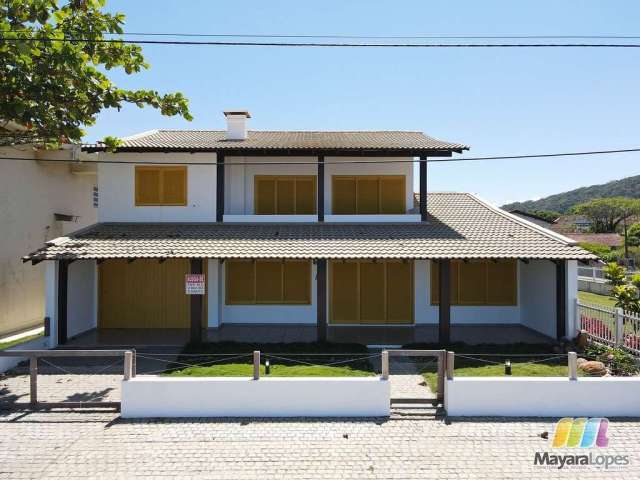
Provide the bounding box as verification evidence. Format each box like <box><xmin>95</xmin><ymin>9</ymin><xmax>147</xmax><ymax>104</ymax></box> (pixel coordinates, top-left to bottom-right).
<box><xmin>1</xmin><ymin>372</ymin><xmax>639</xmax><ymax>479</ymax></box>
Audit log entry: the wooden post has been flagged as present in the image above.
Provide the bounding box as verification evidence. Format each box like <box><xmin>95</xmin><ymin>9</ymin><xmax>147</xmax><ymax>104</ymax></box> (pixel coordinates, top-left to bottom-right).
<box><xmin>29</xmin><ymin>356</ymin><xmax>37</xmax><ymax>406</ymax></box>
<box><xmin>131</xmin><ymin>348</ymin><xmax>137</xmax><ymax>377</ymax></box>
<box><xmin>446</xmin><ymin>351</ymin><xmax>455</xmax><ymax>380</ymax></box>
<box><xmin>436</xmin><ymin>351</ymin><xmax>445</xmax><ymax>401</ymax></box>
<box><xmin>124</xmin><ymin>351</ymin><xmax>133</xmax><ymax>380</ymax></box>
<box><xmin>253</xmin><ymin>351</ymin><xmax>260</xmax><ymax>380</ymax></box>
<box><xmin>190</xmin><ymin>258</ymin><xmax>204</xmax><ymax>343</ymax></box>
<box><xmin>439</xmin><ymin>260</ymin><xmax>451</xmax><ymax>345</ymax></box>
<box><xmin>57</xmin><ymin>260</ymin><xmax>69</xmax><ymax>345</ymax></box>
<box><xmin>568</xmin><ymin>351</ymin><xmax>578</xmax><ymax>380</ymax></box>
<box><xmin>381</xmin><ymin>350</ymin><xmax>389</xmax><ymax>380</ymax></box>
<box><xmin>419</xmin><ymin>156</ymin><xmax>428</xmax><ymax>222</ymax></box>
<box><xmin>317</xmin><ymin>155</ymin><xmax>325</xmax><ymax>222</ymax></box>
<box><xmin>316</xmin><ymin>259</ymin><xmax>327</xmax><ymax>341</ymax></box>
<box><xmin>216</xmin><ymin>153</ymin><xmax>225</xmax><ymax>222</ymax></box>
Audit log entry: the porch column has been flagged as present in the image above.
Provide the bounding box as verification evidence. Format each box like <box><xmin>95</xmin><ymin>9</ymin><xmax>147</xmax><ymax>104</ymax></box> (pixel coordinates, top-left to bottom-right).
<box><xmin>317</xmin><ymin>155</ymin><xmax>325</xmax><ymax>222</ymax></box>
<box><xmin>556</xmin><ymin>260</ymin><xmax>567</xmax><ymax>339</ymax></box>
<box><xmin>216</xmin><ymin>153</ymin><xmax>225</xmax><ymax>222</ymax></box>
<box><xmin>190</xmin><ymin>258</ymin><xmax>204</xmax><ymax>343</ymax></box>
<box><xmin>57</xmin><ymin>259</ymin><xmax>69</xmax><ymax>345</ymax></box>
<box><xmin>419</xmin><ymin>156</ymin><xmax>428</xmax><ymax>222</ymax></box>
<box><xmin>438</xmin><ymin>259</ymin><xmax>451</xmax><ymax>344</ymax></box>
<box><xmin>316</xmin><ymin>259</ymin><xmax>327</xmax><ymax>341</ymax></box>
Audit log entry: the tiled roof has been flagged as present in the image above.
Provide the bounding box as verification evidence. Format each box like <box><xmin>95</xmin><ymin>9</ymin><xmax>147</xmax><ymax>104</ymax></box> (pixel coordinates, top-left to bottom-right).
<box><xmin>24</xmin><ymin>193</ymin><xmax>595</xmax><ymax>261</ymax></box>
<box><xmin>84</xmin><ymin>130</ymin><xmax>468</xmax><ymax>153</ymax></box>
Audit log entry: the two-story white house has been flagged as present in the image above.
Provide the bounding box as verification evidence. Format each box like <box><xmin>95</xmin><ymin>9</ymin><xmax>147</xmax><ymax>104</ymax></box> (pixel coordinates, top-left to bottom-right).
<box><xmin>24</xmin><ymin>111</ymin><xmax>594</xmax><ymax>348</ymax></box>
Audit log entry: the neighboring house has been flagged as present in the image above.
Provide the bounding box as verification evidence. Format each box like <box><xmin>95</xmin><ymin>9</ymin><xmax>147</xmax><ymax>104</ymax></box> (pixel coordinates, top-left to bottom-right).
<box><xmin>564</xmin><ymin>233</ymin><xmax>622</xmax><ymax>250</ymax></box>
<box><xmin>508</xmin><ymin>210</ymin><xmax>556</xmax><ymax>229</ymax></box>
<box><xmin>0</xmin><ymin>140</ymin><xmax>96</xmax><ymax>337</ymax></box>
<box><xmin>23</xmin><ymin>111</ymin><xmax>594</xmax><ymax>347</ymax></box>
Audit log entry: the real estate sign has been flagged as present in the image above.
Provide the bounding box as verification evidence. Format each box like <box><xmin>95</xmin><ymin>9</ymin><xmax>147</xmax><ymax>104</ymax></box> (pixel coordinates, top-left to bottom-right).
<box><xmin>185</xmin><ymin>274</ymin><xmax>205</xmax><ymax>295</ymax></box>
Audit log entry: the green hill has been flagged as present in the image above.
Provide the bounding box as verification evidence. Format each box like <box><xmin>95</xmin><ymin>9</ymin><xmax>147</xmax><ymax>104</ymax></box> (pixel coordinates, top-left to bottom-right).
<box><xmin>501</xmin><ymin>174</ymin><xmax>640</xmax><ymax>213</ymax></box>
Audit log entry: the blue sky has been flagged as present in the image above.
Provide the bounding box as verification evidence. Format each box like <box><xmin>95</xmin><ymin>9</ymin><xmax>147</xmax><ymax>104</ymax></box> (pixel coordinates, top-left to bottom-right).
<box><xmin>85</xmin><ymin>1</ymin><xmax>640</xmax><ymax>206</ymax></box>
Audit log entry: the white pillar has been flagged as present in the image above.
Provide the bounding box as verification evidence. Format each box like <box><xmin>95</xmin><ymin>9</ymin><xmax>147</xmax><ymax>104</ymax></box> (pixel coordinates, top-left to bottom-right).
<box><xmin>44</xmin><ymin>261</ymin><xmax>58</xmax><ymax>348</ymax></box>
<box><xmin>566</xmin><ymin>260</ymin><xmax>578</xmax><ymax>338</ymax></box>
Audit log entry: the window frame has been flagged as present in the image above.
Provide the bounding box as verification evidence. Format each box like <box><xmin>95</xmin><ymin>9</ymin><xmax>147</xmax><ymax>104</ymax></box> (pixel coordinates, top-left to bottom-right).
<box><xmin>253</xmin><ymin>175</ymin><xmax>317</xmax><ymax>215</ymax></box>
<box><xmin>225</xmin><ymin>259</ymin><xmax>312</xmax><ymax>305</ymax></box>
<box><xmin>331</xmin><ymin>175</ymin><xmax>406</xmax><ymax>215</ymax></box>
<box><xmin>134</xmin><ymin>165</ymin><xmax>188</xmax><ymax>207</ymax></box>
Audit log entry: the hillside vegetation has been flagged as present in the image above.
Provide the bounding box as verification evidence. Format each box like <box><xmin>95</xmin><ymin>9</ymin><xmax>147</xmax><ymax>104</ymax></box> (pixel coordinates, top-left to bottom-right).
<box><xmin>502</xmin><ymin>175</ymin><xmax>640</xmax><ymax>213</ymax></box>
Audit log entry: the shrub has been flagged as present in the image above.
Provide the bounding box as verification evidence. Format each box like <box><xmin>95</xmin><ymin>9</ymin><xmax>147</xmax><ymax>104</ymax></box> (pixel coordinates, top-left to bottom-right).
<box><xmin>604</xmin><ymin>262</ymin><xmax>627</xmax><ymax>287</ymax></box>
<box><xmin>584</xmin><ymin>343</ymin><xmax>639</xmax><ymax>376</ymax></box>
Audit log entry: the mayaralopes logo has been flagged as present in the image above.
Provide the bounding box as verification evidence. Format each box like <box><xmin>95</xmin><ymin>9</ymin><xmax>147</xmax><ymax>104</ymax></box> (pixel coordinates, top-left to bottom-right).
<box><xmin>533</xmin><ymin>418</ymin><xmax>630</xmax><ymax>469</ymax></box>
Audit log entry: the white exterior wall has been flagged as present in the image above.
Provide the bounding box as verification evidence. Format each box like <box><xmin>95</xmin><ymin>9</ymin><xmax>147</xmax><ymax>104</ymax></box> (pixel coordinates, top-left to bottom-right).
<box><xmin>67</xmin><ymin>260</ymin><xmax>97</xmax><ymax>338</ymax></box>
<box><xmin>97</xmin><ymin>153</ymin><xmax>216</xmax><ymax>222</ymax></box>
<box><xmin>566</xmin><ymin>260</ymin><xmax>578</xmax><ymax>338</ymax></box>
<box><xmin>220</xmin><ymin>262</ymin><xmax>317</xmax><ymax>324</ymax></box>
<box><xmin>415</xmin><ymin>260</ymin><xmax>521</xmax><ymax>325</ymax></box>
<box><xmin>445</xmin><ymin>377</ymin><xmax>640</xmax><ymax>417</ymax></box>
<box><xmin>122</xmin><ymin>376</ymin><xmax>390</xmax><ymax>418</ymax></box>
<box><xmin>0</xmin><ymin>148</ymin><xmax>96</xmax><ymax>337</ymax></box>
<box><xmin>520</xmin><ymin>260</ymin><xmax>557</xmax><ymax>338</ymax></box>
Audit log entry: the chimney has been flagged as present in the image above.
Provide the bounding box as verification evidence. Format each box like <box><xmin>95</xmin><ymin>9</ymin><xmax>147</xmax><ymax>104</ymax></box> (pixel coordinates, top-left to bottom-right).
<box><xmin>224</xmin><ymin>110</ymin><xmax>251</xmax><ymax>140</ymax></box>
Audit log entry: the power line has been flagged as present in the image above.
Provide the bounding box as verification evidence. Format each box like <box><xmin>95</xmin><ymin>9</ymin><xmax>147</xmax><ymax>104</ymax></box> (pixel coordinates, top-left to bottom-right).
<box><xmin>2</xmin><ymin>36</ymin><xmax>640</xmax><ymax>48</ymax></box>
<box><xmin>7</xmin><ymin>29</ymin><xmax>640</xmax><ymax>40</ymax></box>
<box><xmin>1</xmin><ymin>147</ymin><xmax>639</xmax><ymax>166</ymax></box>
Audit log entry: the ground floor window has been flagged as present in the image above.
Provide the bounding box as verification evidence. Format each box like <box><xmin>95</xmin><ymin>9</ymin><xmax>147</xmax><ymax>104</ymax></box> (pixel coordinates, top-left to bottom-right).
<box><xmin>430</xmin><ymin>259</ymin><xmax>517</xmax><ymax>306</ymax></box>
<box><xmin>226</xmin><ymin>260</ymin><xmax>312</xmax><ymax>305</ymax></box>
<box><xmin>330</xmin><ymin>260</ymin><xmax>413</xmax><ymax>324</ymax></box>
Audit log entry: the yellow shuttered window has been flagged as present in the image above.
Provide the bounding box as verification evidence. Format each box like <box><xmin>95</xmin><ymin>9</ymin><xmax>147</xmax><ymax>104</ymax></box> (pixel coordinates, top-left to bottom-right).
<box><xmin>135</xmin><ymin>166</ymin><xmax>187</xmax><ymax>206</ymax></box>
<box><xmin>254</xmin><ymin>176</ymin><xmax>316</xmax><ymax>215</ymax></box>
<box><xmin>332</xmin><ymin>176</ymin><xmax>405</xmax><ymax>214</ymax></box>
<box><xmin>226</xmin><ymin>260</ymin><xmax>312</xmax><ymax>305</ymax></box>
<box><xmin>330</xmin><ymin>260</ymin><xmax>413</xmax><ymax>325</ymax></box>
<box><xmin>430</xmin><ymin>260</ymin><xmax>517</xmax><ymax>306</ymax></box>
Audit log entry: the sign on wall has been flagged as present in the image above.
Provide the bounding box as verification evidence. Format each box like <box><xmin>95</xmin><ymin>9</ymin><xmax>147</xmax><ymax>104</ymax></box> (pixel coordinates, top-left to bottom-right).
<box><xmin>185</xmin><ymin>274</ymin><xmax>205</xmax><ymax>295</ymax></box>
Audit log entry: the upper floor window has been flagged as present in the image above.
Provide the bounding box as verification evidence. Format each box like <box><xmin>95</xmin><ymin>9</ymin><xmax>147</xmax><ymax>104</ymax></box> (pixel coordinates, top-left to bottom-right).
<box><xmin>254</xmin><ymin>176</ymin><xmax>317</xmax><ymax>214</ymax></box>
<box><xmin>135</xmin><ymin>166</ymin><xmax>187</xmax><ymax>206</ymax></box>
<box><xmin>332</xmin><ymin>175</ymin><xmax>405</xmax><ymax>214</ymax></box>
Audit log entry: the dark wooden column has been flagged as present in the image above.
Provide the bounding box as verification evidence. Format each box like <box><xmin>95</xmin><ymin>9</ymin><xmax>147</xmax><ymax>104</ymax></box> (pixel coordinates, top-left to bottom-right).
<box><xmin>190</xmin><ymin>258</ymin><xmax>204</xmax><ymax>343</ymax></box>
<box><xmin>316</xmin><ymin>259</ymin><xmax>327</xmax><ymax>341</ymax></box>
<box><xmin>317</xmin><ymin>155</ymin><xmax>325</xmax><ymax>222</ymax></box>
<box><xmin>216</xmin><ymin>153</ymin><xmax>225</xmax><ymax>222</ymax></box>
<box><xmin>57</xmin><ymin>259</ymin><xmax>69</xmax><ymax>345</ymax></box>
<box><xmin>438</xmin><ymin>259</ymin><xmax>451</xmax><ymax>344</ymax></box>
<box><xmin>419</xmin><ymin>156</ymin><xmax>428</xmax><ymax>222</ymax></box>
<box><xmin>556</xmin><ymin>260</ymin><xmax>567</xmax><ymax>340</ymax></box>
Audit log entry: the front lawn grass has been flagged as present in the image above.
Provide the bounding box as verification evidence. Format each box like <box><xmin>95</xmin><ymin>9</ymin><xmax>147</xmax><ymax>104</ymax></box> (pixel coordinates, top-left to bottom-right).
<box><xmin>0</xmin><ymin>333</ymin><xmax>43</xmax><ymax>351</ymax></box>
<box><xmin>165</xmin><ymin>363</ymin><xmax>373</xmax><ymax>377</ymax></box>
<box><xmin>422</xmin><ymin>362</ymin><xmax>571</xmax><ymax>391</ymax></box>
<box><xmin>578</xmin><ymin>291</ymin><xmax>616</xmax><ymax>309</ymax></box>
<box><xmin>166</xmin><ymin>340</ymin><xmax>375</xmax><ymax>377</ymax></box>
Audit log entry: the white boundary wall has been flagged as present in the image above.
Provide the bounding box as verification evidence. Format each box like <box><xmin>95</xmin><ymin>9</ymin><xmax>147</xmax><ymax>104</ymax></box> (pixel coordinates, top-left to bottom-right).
<box><xmin>445</xmin><ymin>377</ymin><xmax>640</xmax><ymax>417</ymax></box>
<box><xmin>121</xmin><ymin>376</ymin><xmax>390</xmax><ymax>418</ymax></box>
<box><xmin>0</xmin><ymin>335</ymin><xmax>50</xmax><ymax>373</ymax></box>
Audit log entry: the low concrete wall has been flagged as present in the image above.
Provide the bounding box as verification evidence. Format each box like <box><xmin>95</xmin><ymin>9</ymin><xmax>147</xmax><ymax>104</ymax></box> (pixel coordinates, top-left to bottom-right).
<box><xmin>122</xmin><ymin>376</ymin><xmax>390</xmax><ymax>418</ymax></box>
<box><xmin>445</xmin><ymin>377</ymin><xmax>640</xmax><ymax>417</ymax></box>
<box><xmin>0</xmin><ymin>336</ymin><xmax>49</xmax><ymax>373</ymax></box>
<box><xmin>578</xmin><ymin>278</ymin><xmax>612</xmax><ymax>296</ymax></box>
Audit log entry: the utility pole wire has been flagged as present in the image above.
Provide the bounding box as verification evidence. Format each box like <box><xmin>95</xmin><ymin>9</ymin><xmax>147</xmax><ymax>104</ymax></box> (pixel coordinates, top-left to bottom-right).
<box><xmin>1</xmin><ymin>148</ymin><xmax>639</xmax><ymax>166</ymax></box>
<box><xmin>2</xmin><ymin>36</ymin><xmax>640</xmax><ymax>48</ymax></box>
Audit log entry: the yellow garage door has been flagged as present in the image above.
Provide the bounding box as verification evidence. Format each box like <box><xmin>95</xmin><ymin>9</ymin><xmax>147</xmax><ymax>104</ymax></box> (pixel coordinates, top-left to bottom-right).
<box><xmin>330</xmin><ymin>260</ymin><xmax>413</xmax><ymax>325</ymax></box>
<box><xmin>99</xmin><ymin>259</ymin><xmax>198</xmax><ymax>329</ymax></box>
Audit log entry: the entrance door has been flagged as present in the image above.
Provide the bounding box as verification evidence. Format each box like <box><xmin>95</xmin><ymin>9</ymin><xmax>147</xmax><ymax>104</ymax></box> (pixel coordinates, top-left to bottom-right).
<box><xmin>329</xmin><ymin>260</ymin><xmax>413</xmax><ymax>325</ymax></box>
<box><xmin>99</xmin><ymin>259</ymin><xmax>197</xmax><ymax>328</ymax></box>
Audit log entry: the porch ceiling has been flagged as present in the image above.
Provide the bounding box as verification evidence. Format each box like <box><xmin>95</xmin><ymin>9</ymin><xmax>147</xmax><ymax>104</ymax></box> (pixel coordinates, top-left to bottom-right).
<box><xmin>24</xmin><ymin>193</ymin><xmax>596</xmax><ymax>262</ymax></box>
